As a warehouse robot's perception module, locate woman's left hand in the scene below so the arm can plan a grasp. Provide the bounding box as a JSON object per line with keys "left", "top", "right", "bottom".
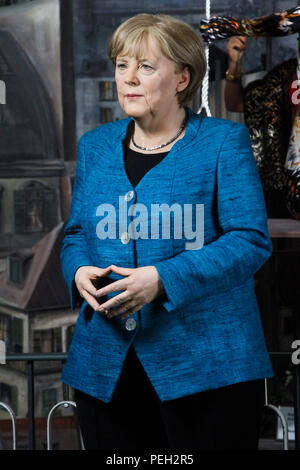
{"left": 95, "top": 265, "right": 165, "bottom": 320}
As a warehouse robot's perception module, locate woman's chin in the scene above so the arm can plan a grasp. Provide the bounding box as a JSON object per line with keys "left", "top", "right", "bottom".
{"left": 123, "top": 107, "right": 147, "bottom": 119}
{"left": 121, "top": 101, "right": 147, "bottom": 116}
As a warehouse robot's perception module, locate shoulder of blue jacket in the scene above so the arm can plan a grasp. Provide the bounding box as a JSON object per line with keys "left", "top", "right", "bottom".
{"left": 77, "top": 118, "right": 131, "bottom": 147}
{"left": 202, "top": 115, "right": 247, "bottom": 132}
{"left": 199, "top": 116, "right": 249, "bottom": 142}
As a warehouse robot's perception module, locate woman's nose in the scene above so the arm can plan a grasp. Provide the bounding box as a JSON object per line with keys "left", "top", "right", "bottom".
{"left": 124, "top": 66, "right": 139, "bottom": 85}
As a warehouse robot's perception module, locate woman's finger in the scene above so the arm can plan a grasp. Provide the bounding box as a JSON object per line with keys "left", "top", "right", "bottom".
{"left": 110, "top": 265, "right": 134, "bottom": 276}
{"left": 120, "top": 304, "right": 144, "bottom": 320}
{"left": 95, "top": 277, "right": 127, "bottom": 297}
{"left": 91, "top": 266, "right": 113, "bottom": 277}
{"left": 82, "top": 276, "right": 103, "bottom": 296}
{"left": 81, "top": 288, "right": 105, "bottom": 313}
{"left": 78, "top": 266, "right": 113, "bottom": 296}
{"left": 98, "top": 291, "right": 130, "bottom": 312}
{"left": 107, "top": 299, "right": 138, "bottom": 317}
{"left": 81, "top": 278, "right": 97, "bottom": 297}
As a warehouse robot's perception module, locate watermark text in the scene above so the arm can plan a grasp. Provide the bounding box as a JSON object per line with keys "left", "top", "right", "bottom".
{"left": 291, "top": 340, "right": 300, "bottom": 365}
{"left": 95, "top": 199, "right": 204, "bottom": 250}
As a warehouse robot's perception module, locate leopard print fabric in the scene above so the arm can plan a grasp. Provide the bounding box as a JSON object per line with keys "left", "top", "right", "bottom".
{"left": 243, "top": 58, "right": 296, "bottom": 192}
{"left": 285, "top": 168, "right": 300, "bottom": 218}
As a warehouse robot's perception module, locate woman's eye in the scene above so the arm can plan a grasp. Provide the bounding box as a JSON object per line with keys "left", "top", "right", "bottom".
{"left": 116, "top": 63, "right": 153, "bottom": 72}
{"left": 140, "top": 64, "right": 153, "bottom": 71}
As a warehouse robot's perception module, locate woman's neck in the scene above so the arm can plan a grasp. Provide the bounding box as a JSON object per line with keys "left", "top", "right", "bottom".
{"left": 127, "top": 107, "right": 187, "bottom": 154}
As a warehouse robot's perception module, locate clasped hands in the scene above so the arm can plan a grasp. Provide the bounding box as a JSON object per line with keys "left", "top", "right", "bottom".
{"left": 74, "top": 264, "right": 165, "bottom": 320}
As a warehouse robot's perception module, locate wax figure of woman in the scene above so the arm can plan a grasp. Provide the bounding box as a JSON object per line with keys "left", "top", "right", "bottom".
{"left": 60, "top": 13, "right": 274, "bottom": 450}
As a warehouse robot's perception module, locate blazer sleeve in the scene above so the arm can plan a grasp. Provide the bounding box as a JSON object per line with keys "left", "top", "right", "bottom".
{"left": 152, "top": 123, "right": 273, "bottom": 313}
{"left": 60, "top": 135, "right": 93, "bottom": 310}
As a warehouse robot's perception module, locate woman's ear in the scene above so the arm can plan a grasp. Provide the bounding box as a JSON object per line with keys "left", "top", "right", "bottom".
{"left": 176, "top": 66, "right": 190, "bottom": 92}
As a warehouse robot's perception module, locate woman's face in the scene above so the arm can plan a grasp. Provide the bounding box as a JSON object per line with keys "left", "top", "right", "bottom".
{"left": 115, "top": 35, "right": 189, "bottom": 119}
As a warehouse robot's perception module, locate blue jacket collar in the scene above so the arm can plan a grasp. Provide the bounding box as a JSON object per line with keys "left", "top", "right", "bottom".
{"left": 116, "top": 107, "right": 203, "bottom": 151}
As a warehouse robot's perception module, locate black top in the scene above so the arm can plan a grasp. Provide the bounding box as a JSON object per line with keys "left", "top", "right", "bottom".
{"left": 123, "top": 141, "right": 169, "bottom": 188}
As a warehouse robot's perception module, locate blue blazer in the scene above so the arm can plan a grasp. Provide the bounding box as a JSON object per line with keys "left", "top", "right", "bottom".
{"left": 60, "top": 107, "right": 274, "bottom": 403}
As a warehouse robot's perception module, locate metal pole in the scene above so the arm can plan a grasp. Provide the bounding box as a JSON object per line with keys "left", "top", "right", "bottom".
{"left": 27, "top": 360, "right": 35, "bottom": 450}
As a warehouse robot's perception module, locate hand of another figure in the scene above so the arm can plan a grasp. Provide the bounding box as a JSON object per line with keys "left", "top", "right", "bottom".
{"left": 227, "top": 36, "right": 247, "bottom": 66}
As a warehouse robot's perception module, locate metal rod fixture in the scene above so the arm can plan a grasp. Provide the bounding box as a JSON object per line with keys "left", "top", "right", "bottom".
{"left": 46, "top": 401, "right": 80, "bottom": 450}
{"left": 0, "top": 402, "right": 17, "bottom": 450}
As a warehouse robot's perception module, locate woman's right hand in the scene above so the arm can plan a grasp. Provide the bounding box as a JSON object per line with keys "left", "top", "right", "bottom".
{"left": 227, "top": 36, "right": 247, "bottom": 68}
{"left": 74, "top": 265, "right": 112, "bottom": 312}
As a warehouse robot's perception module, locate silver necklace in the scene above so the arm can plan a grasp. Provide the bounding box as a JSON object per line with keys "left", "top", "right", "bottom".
{"left": 131, "top": 111, "right": 187, "bottom": 152}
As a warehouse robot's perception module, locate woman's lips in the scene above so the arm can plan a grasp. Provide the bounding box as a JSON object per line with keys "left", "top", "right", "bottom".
{"left": 126, "top": 94, "right": 142, "bottom": 98}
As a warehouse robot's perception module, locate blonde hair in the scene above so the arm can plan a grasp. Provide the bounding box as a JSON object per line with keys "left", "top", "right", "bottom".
{"left": 108, "top": 13, "right": 206, "bottom": 108}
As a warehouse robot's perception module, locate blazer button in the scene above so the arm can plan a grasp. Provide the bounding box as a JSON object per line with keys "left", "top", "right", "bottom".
{"left": 125, "top": 318, "right": 136, "bottom": 331}
{"left": 124, "top": 190, "right": 135, "bottom": 202}
{"left": 121, "top": 232, "right": 130, "bottom": 244}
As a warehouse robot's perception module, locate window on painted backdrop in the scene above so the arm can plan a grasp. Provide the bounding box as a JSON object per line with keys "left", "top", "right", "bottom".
{"left": 33, "top": 328, "right": 62, "bottom": 354}
{"left": 99, "top": 81, "right": 116, "bottom": 101}
{"left": 0, "top": 313, "right": 23, "bottom": 353}
{"left": 100, "top": 107, "right": 113, "bottom": 123}
{"left": 14, "top": 181, "right": 57, "bottom": 233}
{"left": 0, "top": 382, "right": 18, "bottom": 415}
